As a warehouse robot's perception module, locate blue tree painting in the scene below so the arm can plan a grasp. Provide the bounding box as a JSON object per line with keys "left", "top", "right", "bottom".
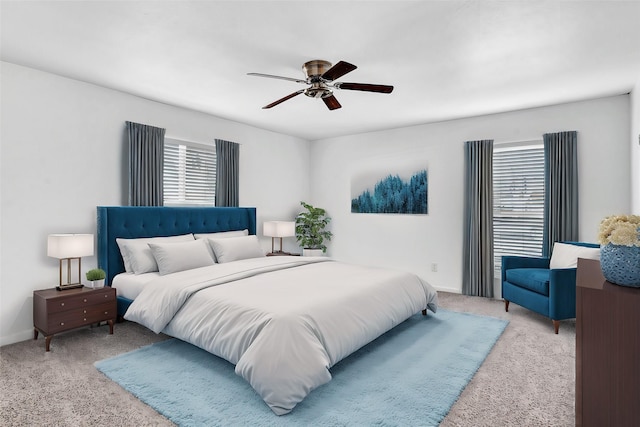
{"left": 351, "top": 169, "right": 428, "bottom": 214}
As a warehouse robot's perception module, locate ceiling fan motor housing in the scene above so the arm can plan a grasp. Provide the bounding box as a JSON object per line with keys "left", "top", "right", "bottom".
{"left": 302, "top": 60, "right": 332, "bottom": 79}
{"left": 303, "top": 61, "right": 334, "bottom": 98}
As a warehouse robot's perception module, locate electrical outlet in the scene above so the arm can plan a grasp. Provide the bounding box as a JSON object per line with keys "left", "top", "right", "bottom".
{"left": 431, "top": 263, "right": 438, "bottom": 272}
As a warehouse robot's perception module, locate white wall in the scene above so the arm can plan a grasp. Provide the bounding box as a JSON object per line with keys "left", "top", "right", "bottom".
{"left": 1, "top": 61, "right": 634, "bottom": 346}
{"left": 0, "top": 62, "right": 310, "bottom": 346}
{"left": 310, "top": 95, "right": 631, "bottom": 294}
{"left": 631, "top": 77, "right": 640, "bottom": 213}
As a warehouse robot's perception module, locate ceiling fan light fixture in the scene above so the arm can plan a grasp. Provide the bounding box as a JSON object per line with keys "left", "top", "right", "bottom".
{"left": 304, "top": 82, "right": 333, "bottom": 99}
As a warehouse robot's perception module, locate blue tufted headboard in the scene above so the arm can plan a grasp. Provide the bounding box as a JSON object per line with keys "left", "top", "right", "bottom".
{"left": 97, "top": 206, "right": 257, "bottom": 286}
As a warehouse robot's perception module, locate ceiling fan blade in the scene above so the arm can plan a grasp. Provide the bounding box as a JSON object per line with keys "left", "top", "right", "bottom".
{"left": 262, "top": 90, "right": 305, "bottom": 109}
{"left": 247, "top": 73, "right": 307, "bottom": 84}
{"left": 321, "top": 61, "right": 357, "bottom": 81}
{"left": 322, "top": 95, "right": 342, "bottom": 110}
{"left": 335, "top": 82, "right": 394, "bottom": 93}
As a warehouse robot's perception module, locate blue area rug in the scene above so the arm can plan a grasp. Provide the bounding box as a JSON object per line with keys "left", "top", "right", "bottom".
{"left": 95, "top": 309, "right": 507, "bottom": 426}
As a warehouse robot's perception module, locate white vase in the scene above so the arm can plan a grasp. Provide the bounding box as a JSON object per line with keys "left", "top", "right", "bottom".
{"left": 302, "top": 248, "right": 324, "bottom": 257}
{"left": 88, "top": 279, "right": 105, "bottom": 288}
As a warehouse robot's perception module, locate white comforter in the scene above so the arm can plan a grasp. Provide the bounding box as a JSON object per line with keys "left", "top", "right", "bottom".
{"left": 124, "top": 256, "right": 438, "bottom": 415}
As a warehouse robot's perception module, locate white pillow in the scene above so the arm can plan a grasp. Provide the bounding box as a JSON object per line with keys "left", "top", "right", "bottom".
{"left": 194, "top": 229, "right": 249, "bottom": 240}
{"left": 148, "top": 239, "right": 214, "bottom": 275}
{"left": 208, "top": 235, "right": 264, "bottom": 263}
{"left": 549, "top": 242, "right": 600, "bottom": 269}
{"left": 195, "top": 229, "right": 249, "bottom": 261}
{"left": 116, "top": 234, "right": 195, "bottom": 274}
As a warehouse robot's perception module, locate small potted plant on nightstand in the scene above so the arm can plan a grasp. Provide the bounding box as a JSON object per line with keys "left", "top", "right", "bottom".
{"left": 295, "top": 201, "right": 332, "bottom": 256}
{"left": 86, "top": 268, "right": 106, "bottom": 288}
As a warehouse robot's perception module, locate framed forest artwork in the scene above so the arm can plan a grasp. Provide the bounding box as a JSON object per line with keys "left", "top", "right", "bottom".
{"left": 351, "top": 161, "right": 428, "bottom": 214}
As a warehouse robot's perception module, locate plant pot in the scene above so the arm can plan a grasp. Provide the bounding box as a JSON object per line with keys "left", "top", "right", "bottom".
{"left": 600, "top": 244, "right": 640, "bottom": 287}
{"left": 88, "top": 279, "right": 105, "bottom": 288}
{"left": 302, "top": 248, "right": 324, "bottom": 257}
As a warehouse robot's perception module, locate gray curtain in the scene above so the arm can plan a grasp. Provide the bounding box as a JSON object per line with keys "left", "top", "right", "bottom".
{"left": 542, "top": 131, "right": 579, "bottom": 256}
{"left": 126, "top": 121, "right": 165, "bottom": 206}
{"left": 215, "top": 139, "right": 239, "bottom": 207}
{"left": 463, "top": 140, "right": 495, "bottom": 297}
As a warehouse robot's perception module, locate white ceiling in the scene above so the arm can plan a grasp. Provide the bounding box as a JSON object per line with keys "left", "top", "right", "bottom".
{"left": 2, "top": 1, "right": 640, "bottom": 140}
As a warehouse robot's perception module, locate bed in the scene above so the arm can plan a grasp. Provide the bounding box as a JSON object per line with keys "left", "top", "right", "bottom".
{"left": 97, "top": 206, "right": 438, "bottom": 415}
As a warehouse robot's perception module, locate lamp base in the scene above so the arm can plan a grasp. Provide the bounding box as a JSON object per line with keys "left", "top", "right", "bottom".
{"left": 266, "top": 251, "right": 300, "bottom": 257}
{"left": 56, "top": 283, "right": 84, "bottom": 291}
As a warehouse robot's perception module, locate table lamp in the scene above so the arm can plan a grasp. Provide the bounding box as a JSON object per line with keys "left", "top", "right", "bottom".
{"left": 263, "top": 221, "right": 295, "bottom": 254}
{"left": 47, "top": 234, "right": 94, "bottom": 290}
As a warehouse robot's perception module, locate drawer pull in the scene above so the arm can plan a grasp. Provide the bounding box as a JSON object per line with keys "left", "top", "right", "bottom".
{"left": 83, "top": 310, "right": 87, "bottom": 314}
{"left": 60, "top": 302, "right": 65, "bottom": 307}
{"left": 60, "top": 322, "right": 64, "bottom": 326}
{"left": 83, "top": 299, "right": 87, "bottom": 303}
{"left": 104, "top": 311, "right": 108, "bottom": 315}
{"left": 83, "top": 318, "right": 87, "bottom": 321}
{"left": 104, "top": 295, "right": 108, "bottom": 298}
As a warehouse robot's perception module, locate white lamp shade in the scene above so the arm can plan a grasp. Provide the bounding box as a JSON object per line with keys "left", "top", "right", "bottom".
{"left": 263, "top": 221, "right": 295, "bottom": 238}
{"left": 47, "top": 234, "right": 94, "bottom": 258}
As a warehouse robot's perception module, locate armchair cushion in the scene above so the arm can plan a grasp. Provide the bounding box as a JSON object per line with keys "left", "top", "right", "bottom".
{"left": 505, "top": 268, "right": 550, "bottom": 296}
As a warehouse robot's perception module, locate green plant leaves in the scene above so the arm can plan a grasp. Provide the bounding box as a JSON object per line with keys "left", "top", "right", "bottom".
{"left": 295, "top": 201, "right": 332, "bottom": 251}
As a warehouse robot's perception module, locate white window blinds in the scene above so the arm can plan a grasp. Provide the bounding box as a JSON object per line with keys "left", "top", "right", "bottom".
{"left": 493, "top": 142, "right": 545, "bottom": 272}
{"left": 163, "top": 138, "right": 216, "bottom": 206}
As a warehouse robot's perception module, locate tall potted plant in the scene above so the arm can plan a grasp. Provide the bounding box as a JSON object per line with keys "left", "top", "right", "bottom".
{"left": 295, "top": 201, "right": 332, "bottom": 256}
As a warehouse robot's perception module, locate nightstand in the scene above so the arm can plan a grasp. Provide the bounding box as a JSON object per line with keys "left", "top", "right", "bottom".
{"left": 33, "top": 286, "right": 116, "bottom": 351}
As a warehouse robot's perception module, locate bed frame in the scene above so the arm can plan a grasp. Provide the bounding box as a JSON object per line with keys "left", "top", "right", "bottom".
{"left": 96, "top": 206, "right": 257, "bottom": 316}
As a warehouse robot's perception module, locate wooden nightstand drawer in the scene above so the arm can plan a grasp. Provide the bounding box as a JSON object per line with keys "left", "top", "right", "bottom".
{"left": 47, "top": 302, "right": 116, "bottom": 334}
{"left": 45, "top": 288, "right": 115, "bottom": 314}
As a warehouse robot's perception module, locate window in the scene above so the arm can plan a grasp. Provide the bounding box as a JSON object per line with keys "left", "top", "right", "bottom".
{"left": 163, "top": 138, "right": 216, "bottom": 206}
{"left": 493, "top": 141, "right": 544, "bottom": 273}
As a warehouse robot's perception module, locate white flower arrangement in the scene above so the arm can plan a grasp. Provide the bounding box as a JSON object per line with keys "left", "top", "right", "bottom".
{"left": 598, "top": 214, "right": 640, "bottom": 247}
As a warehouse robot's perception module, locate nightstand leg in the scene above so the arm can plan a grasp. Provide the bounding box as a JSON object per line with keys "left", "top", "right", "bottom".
{"left": 107, "top": 319, "right": 114, "bottom": 335}
{"left": 34, "top": 328, "right": 39, "bottom": 340}
{"left": 45, "top": 336, "right": 52, "bottom": 352}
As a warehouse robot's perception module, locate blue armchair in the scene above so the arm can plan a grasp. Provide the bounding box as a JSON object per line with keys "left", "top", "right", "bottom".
{"left": 501, "top": 242, "right": 600, "bottom": 334}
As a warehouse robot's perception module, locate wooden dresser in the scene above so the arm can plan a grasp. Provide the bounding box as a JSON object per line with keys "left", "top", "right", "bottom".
{"left": 33, "top": 286, "right": 116, "bottom": 351}
{"left": 576, "top": 258, "right": 640, "bottom": 426}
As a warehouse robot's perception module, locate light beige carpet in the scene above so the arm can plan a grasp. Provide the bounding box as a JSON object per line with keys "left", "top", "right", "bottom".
{"left": 0, "top": 292, "right": 575, "bottom": 426}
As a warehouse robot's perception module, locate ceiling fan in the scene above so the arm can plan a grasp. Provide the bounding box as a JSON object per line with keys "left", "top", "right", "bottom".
{"left": 247, "top": 60, "right": 394, "bottom": 110}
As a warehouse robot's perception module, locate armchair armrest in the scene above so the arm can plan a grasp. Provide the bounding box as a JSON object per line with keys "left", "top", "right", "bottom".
{"left": 501, "top": 256, "right": 550, "bottom": 283}
{"left": 548, "top": 268, "right": 578, "bottom": 320}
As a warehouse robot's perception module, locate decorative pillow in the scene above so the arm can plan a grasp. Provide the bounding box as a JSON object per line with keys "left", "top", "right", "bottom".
{"left": 549, "top": 242, "right": 600, "bottom": 269}
{"left": 116, "top": 234, "right": 195, "bottom": 274}
{"left": 208, "top": 235, "right": 264, "bottom": 263}
{"left": 195, "top": 229, "right": 249, "bottom": 261}
{"left": 148, "top": 239, "right": 214, "bottom": 275}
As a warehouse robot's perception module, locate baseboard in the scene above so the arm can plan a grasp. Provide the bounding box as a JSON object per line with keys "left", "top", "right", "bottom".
{"left": 433, "top": 285, "right": 461, "bottom": 294}
{"left": 433, "top": 286, "right": 505, "bottom": 300}
{"left": 0, "top": 328, "right": 33, "bottom": 348}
